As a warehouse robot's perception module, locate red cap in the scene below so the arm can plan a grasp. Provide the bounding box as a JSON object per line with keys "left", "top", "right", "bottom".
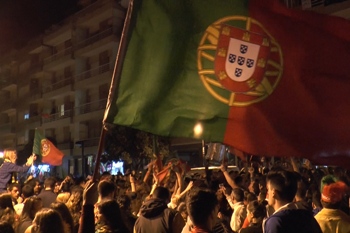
{"left": 321, "top": 181, "right": 347, "bottom": 204}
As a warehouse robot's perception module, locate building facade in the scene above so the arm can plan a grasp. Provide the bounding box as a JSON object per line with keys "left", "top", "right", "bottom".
{"left": 0, "top": 0, "right": 126, "bottom": 177}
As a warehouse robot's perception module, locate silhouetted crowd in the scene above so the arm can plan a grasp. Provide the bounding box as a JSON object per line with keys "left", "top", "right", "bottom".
{"left": 0, "top": 149, "right": 349, "bottom": 233}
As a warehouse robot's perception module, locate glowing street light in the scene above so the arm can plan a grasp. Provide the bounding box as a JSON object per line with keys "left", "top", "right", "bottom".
{"left": 193, "top": 123, "right": 203, "bottom": 138}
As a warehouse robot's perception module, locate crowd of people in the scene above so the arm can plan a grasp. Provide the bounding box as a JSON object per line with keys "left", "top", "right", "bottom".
{"left": 0, "top": 149, "right": 349, "bottom": 233}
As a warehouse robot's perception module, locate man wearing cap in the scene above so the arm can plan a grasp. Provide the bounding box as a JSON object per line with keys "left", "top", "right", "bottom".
{"left": 315, "top": 181, "right": 350, "bottom": 233}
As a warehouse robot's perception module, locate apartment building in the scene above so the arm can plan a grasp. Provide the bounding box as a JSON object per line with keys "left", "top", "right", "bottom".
{"left": 0, "top": 0, "right": 126, "bottom": 177}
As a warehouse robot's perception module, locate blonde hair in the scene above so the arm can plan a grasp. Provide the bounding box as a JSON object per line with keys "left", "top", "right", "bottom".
{"left": 56, "top": 192, "right": 71, "bottom": 203}
{"left": 3, "top": 150, "right": 16, "bottom": 162}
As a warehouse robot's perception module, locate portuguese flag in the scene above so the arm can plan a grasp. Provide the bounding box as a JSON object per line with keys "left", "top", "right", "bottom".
{"left": 104, "top": 0, "right": 350, "bottom": 167}
{"left": 33, "top": 129, "right": 64, "bottom": 166}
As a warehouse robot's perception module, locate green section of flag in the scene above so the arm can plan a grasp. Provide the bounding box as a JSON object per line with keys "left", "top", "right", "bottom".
{"left": 105, "top": 0, "right": 249, "bottom": 142}
{"left": 33, "top": 130, "right": 44, "bottom": 156}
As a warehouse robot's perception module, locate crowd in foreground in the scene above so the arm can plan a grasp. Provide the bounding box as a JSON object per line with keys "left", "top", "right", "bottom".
{"left": 0, "top": 149, "right": 349, "bottom": 233}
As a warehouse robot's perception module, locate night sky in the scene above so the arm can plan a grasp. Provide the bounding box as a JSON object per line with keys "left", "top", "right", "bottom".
{"left": 0, "top": 0, "right": 80, "bottom": 53}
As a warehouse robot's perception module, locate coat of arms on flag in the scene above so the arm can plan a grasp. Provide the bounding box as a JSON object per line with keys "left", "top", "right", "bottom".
{"left": 215, "top": 25, "right": 270, "bottom": 93}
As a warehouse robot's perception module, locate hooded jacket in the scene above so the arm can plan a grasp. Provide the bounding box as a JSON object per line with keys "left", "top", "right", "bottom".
{"left": 134, "top": 198, "right": 178, "bottom": 233}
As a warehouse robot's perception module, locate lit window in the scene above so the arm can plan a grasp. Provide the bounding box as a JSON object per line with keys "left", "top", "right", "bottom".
{"left": 60, "top": 104, "right": 65, "bottom": 116}
{"left": 24, "top": 113, "right": 29, "bottom": 119}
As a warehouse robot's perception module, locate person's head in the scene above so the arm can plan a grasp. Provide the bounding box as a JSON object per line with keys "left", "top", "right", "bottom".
{"left": 177, "top": 202, "right": 188, "bottom": 221}
{"left": 43, "top": 177, "right": 56, "bottom": 190}
{"left": 21, "top": 185, "right": 34, "bottom": 199}
{"left": 34, "top": 181, "right": 42, "bottom": 195}
{"left": 3, "top": 150, "right": 17, "bottom": 163}
{"left": 266, "top": 170, "right": 298, "bottom": 207}
{"left": 320, "top": 175, "right": 338, "bottom": 193}
{"left": 0, "top": 194, "right": 14, "bottom": 211}
{"left": 186, "top": 187, "right": 219, "bottom": 231}
{"left": 31, "top": 208, "right": 64, "bottom": 233}
{"left": 321, "top": 181, "right": 347, "bottom": 209}
{"left": 97, "top": 180, "right": 116, "bottom": 199}
{"left": 0, "top": 208, "right": 15, "bottom": 228}
{"left": 65, "top": 185, "right": 83, "bottom": 226}
{"left": 246, "top": 200, "right": 266, "bottom": 224}
{"left": 19, "top": 196, "right": 42, "bottom": 222}
{"left": 244, "top": 191, "right": 257, "bottom": 206}
{"left": 231, "top": 188, "right": 245, "bottom": 203}
{"left": 7, "top": 183, "right": 20, "bottom": 201}
{"left": 50, "top": 202, "right": 74, "bottom": 233}
{"left": 96, "top": 199, "right": 127, "bottom": 231}
{"left": 152, "top": 186, "right": 171, "bottom": 203}
{"left": 53, "top": 181, "right": 61, "bottom": 194}
{"left": 0, "top": 220, "right": 14, "bottom": 233}
{"left": 56, "top": 192, "right": 70, "bottom": 203}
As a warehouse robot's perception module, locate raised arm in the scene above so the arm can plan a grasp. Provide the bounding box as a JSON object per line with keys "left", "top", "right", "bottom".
{"left": 220, "top": 163, "right": 239, "bottom": 189}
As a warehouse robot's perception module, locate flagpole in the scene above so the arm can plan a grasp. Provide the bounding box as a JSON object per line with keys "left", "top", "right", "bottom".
{"left": 92, "top": 128, "right": 106, "bottom": 181}
{"left": 93, "top": 0, "right": 136, "bottom": 181}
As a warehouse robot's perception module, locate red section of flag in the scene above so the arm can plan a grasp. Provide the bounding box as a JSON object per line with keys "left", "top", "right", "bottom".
{"left": 224, "top": 0, "right": 350, "bottom": 167}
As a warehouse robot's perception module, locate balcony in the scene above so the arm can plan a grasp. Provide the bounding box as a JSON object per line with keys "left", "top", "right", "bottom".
{"left": 42, "top": 109, "right": 73, "bottom": 124}
{"left": 43, "top": 47, "right": 74, "bottom": 71}
{"left": 0, "top": 99, "right": 16, "bottom": 112}
{"left": 76, "top": 99, "right": 107, "bottom": 115}
{"left": 42, "top": 77, "right": 74, "bottom": 99}
{"left": 0, "top": 123, "right": 16, "bottom": 135}
{"left": 74, "top": 99, "right": 107, "bottom": 122}
{"left": 75, "top": 63, "right": 112, "bottom": 87}
{"left": 74, "top": 27, "right": 114, "bottom": 51}
{"left": 16, "top": 115, "right": 42, "bottom": 130}
{"left": 57, "top": 140, "right": 73, "bottom": 150}
{"left": 0, "top": 76, "right": 16, "bottom": 90}
{"left": 16, "top": 87, "right": 42, "bottom": 104}
{"left": 74, "top": 28, "right": 119, "bottom": 57}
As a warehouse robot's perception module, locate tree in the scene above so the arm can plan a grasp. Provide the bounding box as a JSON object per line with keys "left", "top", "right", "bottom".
{"left": 104, "top": 125, "right": 171, "bottom": 170}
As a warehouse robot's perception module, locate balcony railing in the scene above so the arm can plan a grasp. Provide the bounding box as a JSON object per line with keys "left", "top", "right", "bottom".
{"left": 75, "top": 63, "right": 111, "bottom": 82}
{"left": 75, "top": 99, "right": 107, "bottom": 115}
{"left": 74, "top": 27, "right": 113, "bottom": 51}
{"left": 0, "top": 76, "right": 16, "bottom": 89}
{"left": 42, "top": 76, "right": 73, "bottom": 94}
{"left": 57, "top": 140, "right": 73, "bottom": 150}
{"left": 43, "top": 46, "right": 73, "bottom": 65}
{"left": 42, "top": 109, "right": 73, "bottom": 124}
{"left": 16, "top": 87, "right": 42, "bottom": 103}
{"left": 0, "top": 123, "right": 15, "bottom": 134}
{"left": 0, "top": 100, "right": 16, "bottom": 112}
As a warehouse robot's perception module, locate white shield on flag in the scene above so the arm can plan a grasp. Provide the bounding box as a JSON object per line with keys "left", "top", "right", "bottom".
{"left": 225, "top": 38, "right": 260, "bottom": 82}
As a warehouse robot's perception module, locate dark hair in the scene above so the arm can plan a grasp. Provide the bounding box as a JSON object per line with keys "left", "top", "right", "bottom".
{"left": 0, "top": 194, "right": 14, "bottom": 211}
{"left": 97, "top": 200, "right": 128, "bottom": 232}
{"left": 19, "top": 196, "right": 42, "bottom": 222}
{"left": 231, "top": 188, "right": 244, "bottom": 202}
{"left": 153, "top": 186, "right": 170, "bottom": 201}
{"left": 44, "top": 177, "right": 57, "bottom": 189}
{"left": 50, "top": 202, "right": 74, "bottom": 233}
{"left": 0, "top": 221, "right": 14, "bottom": 233}
{"left": 33, "top": 208, "right": 64, "bottom": 233}
{"left": 98, "top": 180, "right": 116, "bottom": 198}
{"left": 266, "top": 170, "right": 298, "bottom": 202}
{"left": 186, "top": 187, "right": 218, "bottom": 228}
{"left": 247, "top": 200, "right": 266, "bottom": 223}
{"left": 8, "top": 183, "right": 20, "bottom": 192}
{"left": 21, "top": 185, "right": 34, "bottom": 198}
{"left": 245, "top": 192, "right": 257, "bottom": 203}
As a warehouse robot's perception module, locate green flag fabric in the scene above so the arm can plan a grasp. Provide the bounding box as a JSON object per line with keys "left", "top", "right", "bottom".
{"left": 33, "top": 130, "right": 64, "bottom": 166}
{"left": 104, "top": 0, "right": 350, "bottom": 167}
